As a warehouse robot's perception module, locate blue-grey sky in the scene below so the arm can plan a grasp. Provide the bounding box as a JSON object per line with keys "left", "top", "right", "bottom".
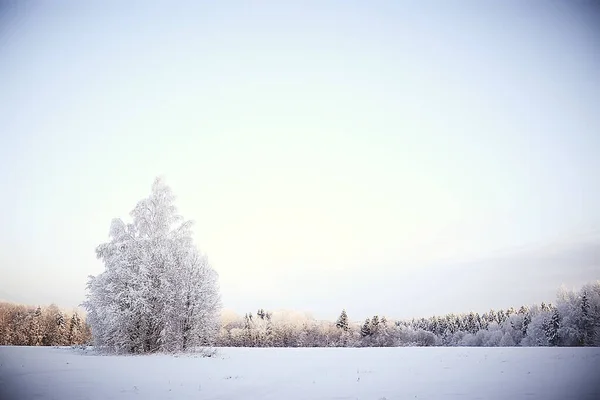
{"left": 1, "top": 1, "right": 599, "bottom": 320}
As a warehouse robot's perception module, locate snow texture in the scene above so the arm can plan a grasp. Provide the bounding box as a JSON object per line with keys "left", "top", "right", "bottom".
{"left": 1, "top": 346, "right": 599, "bottom": 399}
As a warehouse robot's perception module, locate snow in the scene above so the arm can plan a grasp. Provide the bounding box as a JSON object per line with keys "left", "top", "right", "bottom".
{"left": 1, "top": 346, "right": 599, "bottom": 399}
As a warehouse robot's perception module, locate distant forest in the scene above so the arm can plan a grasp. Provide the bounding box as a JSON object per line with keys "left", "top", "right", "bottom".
{"left": 215, "top": 281, "right": 600, "bottom": 348}
{"left": 1, "top": 280, "right": 598, "bottom": 348}
{"left": 0, "top": 303, "right": 91, "bottom": 346}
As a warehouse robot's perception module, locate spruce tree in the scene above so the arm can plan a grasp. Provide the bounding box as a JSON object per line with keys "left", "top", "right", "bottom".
{"left": 370, "top": 315, "right": 380, "bottom": 335}
{"left": 68, "top": 312, "right": 83, "bottom": 345}
{"left": 581, "top": 291, "right": 592, "bottom": 346}
{"left": 467, "top": 312, "right": 477, "bottom": 334}
{"left": 522, "top": 311, "right": 531, "bottom": 336}
{"left": 497, "top": 310, "right": 507, "bottom": 324}
{"left": 547, "top": 308, "right": 560, "bottom": 346}
{"left": 28, "top": 307, "right": 43, "bottom": 346}
{"left": 518, "top": 305, "right": 528, "bottom": 315}
{"left": 336, "top": 310, "right": 349, "bottom": 332}
{"left": 360, "top": 318, "right": 371, "bottom": 337}
{"left": 55, "top": 311, "right": 67, "bottom": 346}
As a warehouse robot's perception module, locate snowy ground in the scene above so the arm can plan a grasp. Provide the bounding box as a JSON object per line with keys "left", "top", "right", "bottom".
{"left": 1, "top": 346, "right": 599, "bottom": 400}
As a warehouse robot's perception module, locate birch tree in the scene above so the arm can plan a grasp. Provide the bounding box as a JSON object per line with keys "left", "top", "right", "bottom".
{"left": 83, "top": 177, "right": 221, "bottom": 354}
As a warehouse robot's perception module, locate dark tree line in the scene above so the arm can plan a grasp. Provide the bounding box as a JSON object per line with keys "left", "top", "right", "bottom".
{"left": 0, "top": 302, "right": 92, "bottom": 346}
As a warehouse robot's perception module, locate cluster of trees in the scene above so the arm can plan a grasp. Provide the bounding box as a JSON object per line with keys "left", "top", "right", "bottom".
{"left": 83, "top": 178, "right": 221, "bottom": 354}
{"left": 216, "top": 281, "right": 600, "bottom": 348}
{"left": 3, "top": 280, "right": 598, "bottom": 350}
{"left": 0, "top": 302, "right": 91, "bottom": 346}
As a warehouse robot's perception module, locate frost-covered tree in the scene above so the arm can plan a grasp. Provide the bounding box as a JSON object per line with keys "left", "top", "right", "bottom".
{"left": 83, "top": 177, "right": 221, "bottom": 354}
{"left": 499, "top": 331, "right": 516, "bottom": 347}
{"left": 503, "top": 313, "right": 525, "bottom": 345}
{"left": 360, "top": 318, "right": 371, "bottom": 337}
{"left": 245, "top": 309, "right": 274, "bottom": 346}
{"left": 374, "top": 316, "right": 394, "bottom": 347}
{"left": 521, "top": 310, "right": 531, "bottom": 337}
{"left": 555, "top": 286, "right": 584, "bottom": 346}
{"left": 466, "top": 312, "right": 479, "bottom": 334}
{"left": 522, "top": 308, "right": 551, "bottom": 347}
{"left": 256, "top": 309, "right": 267, "bottom": 320}
{"left": 546, "top": 308, "right": 560, "bottom": 346}
{"left": 335, "top": 310, "right": 349, "bottom": 332}
{"left": 414, "top": 328, "right": 438, "bottom": 346}
{"left": 27, "top": 307, "right": 43, "bottom": 346}
{"left": 42, "top": 305, "right": 67, "bottom": 346}
{"left": 481, "top": 323, "right": 503, "bottom": 346}
{"left": 580, "top": 290, "right": 593, "bottom": 346}
{"left": 68, "top": 312, "right": 84, "bottom": 345}
{"left": 370, "top": 315, "right": 380, "bottom": 335}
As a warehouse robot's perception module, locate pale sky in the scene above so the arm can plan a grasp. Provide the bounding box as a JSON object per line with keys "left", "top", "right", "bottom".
{"left": 1, "top": 1, "right": 599, "bottom": 321}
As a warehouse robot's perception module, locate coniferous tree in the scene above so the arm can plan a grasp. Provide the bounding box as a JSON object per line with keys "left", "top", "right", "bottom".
{"left": 360, "top": 318, "right": 371, "bottom": 337}
{"left": 547, "top": 308, "right": 560, "bottom": 346}
{"left": 27, "top": 307, "right": 43, "bottom": 346}
{"left": 265, "top": 312, "right": 274, "bottom": 345}
{"left": 257, "top": 309, "right": 266, "bottom": 320}
{"left": 335, "top": 310, "right": 349, "bottom": 332}
{"left": 580, "top": 291, "right": 593, "bottom": 346}
{"left": 56, "top": 310, "right": 68, "bottom": 345}
{"left": 370, "top": 315, "right": 380, "bottom": 335}
{"left": 243, "top": 313, "right": 253, "bottom": 346}
{"left": 522, "top": 311, "right": 531, "bottom": 337}
{"left": 68, "top": 312, "right": 82, "bottom": 344}
{"left": 466, "top": 312, "right": 477, "bottom": 334}
{"left": 42, "top": 305, "right": 66, "bottom": 346}
{"left": 497, "top": 310, "right": 507, "bottom": 324}
{"left": 518, "top": 306, "right": 528, "bottom": 315}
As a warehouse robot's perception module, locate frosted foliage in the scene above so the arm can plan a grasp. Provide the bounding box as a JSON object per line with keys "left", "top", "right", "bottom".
{"left": 522, "top": 311, "right": 551, "bottom": 346}
{"left": 502, "top": 314, "right": 525, "bottom": 344}
{"left": 556, "top": 288, "right": 585, "bottom": 346}
{"left": 83, "top": 178, "right": 221, "bottom": 354}
{"left": 499, "top": 331, "right": 516, "bottom": 347}
{"left": 555, "top": 282, "right": 600, "bottom": 347}
{"left": 483, "top": 329, "right": 503, "bottom": 347}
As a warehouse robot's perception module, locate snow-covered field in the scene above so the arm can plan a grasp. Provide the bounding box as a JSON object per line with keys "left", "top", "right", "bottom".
{"left": 1, "top": 346, "right": 599, "bottom": 400}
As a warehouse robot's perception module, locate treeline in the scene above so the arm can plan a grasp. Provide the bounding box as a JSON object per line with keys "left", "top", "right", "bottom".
{"left": 2, "top": 281, "right": 598, "bottom": 349}
{"left": 216, "top": 280, "right": 600, "bottom": 348}
{"left": 0, "top": 302, "right": 92, "bottom": 346}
